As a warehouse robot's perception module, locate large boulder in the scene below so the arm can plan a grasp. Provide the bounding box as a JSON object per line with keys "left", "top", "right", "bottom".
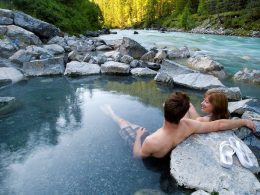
{"left": 0, "top": 67, "right": 23, "bottom": 84}
{"left": 228, "top": 99, "right": 260, "bottom": 115}
{"left": 0, "top": 38, "right": 18, "bottom": 58}
{"left": 233, "top": 68, "right": 260, "bottom": 84}
{"left": 101, "top": 61, "right": 130, "bottom": 75}
{"left": 131, "top": 68, "right": 157, "bottom": 77}
{"left": 64, "top": 61, "right": 100, "bottom": 76}
{"left": 206, "top": 87, "right": 242, "bottom": 101}
{"left": 6, "top": 25, "right": 42, "bottom": 47}
{"left": 170, "top": 132, "right": 260, "bottom": 194}
{"left": 167, "top": 46, "right": 190, "bottom": 59}
{"left": 0, "top": 9, "right": 13, "bottom": 25}
{"left": 159, "top": 60, "right": 224, "bottom": 90}
{"left": 14, "top": 11, "right": 60, "bottom": 39}
{"left": 23, "top": 57, "right": 64, "bottom": 76}
{"left": 118, "top": 37, "right": 148, "bottom": 59}
{"left": 188, "top": 54, "right": 226, "bottom": 79}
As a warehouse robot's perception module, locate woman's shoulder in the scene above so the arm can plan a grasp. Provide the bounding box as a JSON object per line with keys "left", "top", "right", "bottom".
{"left": 196, "top": 116, "right": 210, "bottom": 122}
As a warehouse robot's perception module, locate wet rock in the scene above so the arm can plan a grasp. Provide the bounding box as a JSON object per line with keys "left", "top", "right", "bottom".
{"left": 131, "top": 68, "right": 157, "bottom": 77}
{"left": 133, "top": 31, "right": 138, "bottom": 34}
{"left": 167, "top": 46, "right": 190, "bottom": 59}
{"left": 228, "top": 99, "right": 260, "bottom": 115}
{"left": 130, "top": 60, "right": 140, "bottom": 68}
{"left": 154, "top": 50, "right": 167, "bottom": 63}
{"left": 154, "top": 72, "right": 174, "bottom": 85}
{"left": 43, "top": 44, "right": 65, "bottom": 55}
{"left": 64, "top": 61, "right": 100, "bottom": 76}
{"left": 23, "top": 57, "right": 64, "bottom": 76}
{"left": 6, "top": 25, "right": 42, "bottom": 47}
{"left": 170, "top": 132, "right": 260, "bottom": 194}
{"left": 118, "top": 37, "right": 148, "bottom": 59}
{"left": 206, "top": 87, "right": 242, "bottom": 101}
{"left": 0, "top": 67, "right": 23, "bottom": 83}
{"left": 101, "top": 61, "right": 130, "bottom": 75}
{"left": 188, "top": 54, "right": 226, "bottom": 79}
{"left": 0, "top": 97, "right": 15, "bottom": 108}
{"left": 140, "top": 51, "right": 156, "bottom": 62}
{"left": 14, "top": 11, "right": 61, "bottom": 39}
{"left": 120, "top": 55, "right": 134, "bottom": 64}
{"left": 233, "top": 68, "right": 260, "bottom": 84}
{"left": 0, "top": 38, "right": 18, "bottom": 58}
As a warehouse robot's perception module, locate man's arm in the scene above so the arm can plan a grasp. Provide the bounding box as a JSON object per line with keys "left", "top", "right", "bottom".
{"left": 133, "top": 128, "right": 152, "bottom": 158}
{"left": 189, "top": 118, "right": 256, "bottom": 134}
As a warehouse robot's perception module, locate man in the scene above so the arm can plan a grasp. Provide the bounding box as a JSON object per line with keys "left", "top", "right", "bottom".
{"left": 133, "top": 92, "right": 256, "bottom": 158}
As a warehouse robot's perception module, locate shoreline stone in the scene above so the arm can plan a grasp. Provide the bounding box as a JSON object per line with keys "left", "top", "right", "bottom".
{"left": 101, "top": 61, "right": 130, "bottom": 75}
{"left": 64, "top": 61, "right": 100, "bottom": 76}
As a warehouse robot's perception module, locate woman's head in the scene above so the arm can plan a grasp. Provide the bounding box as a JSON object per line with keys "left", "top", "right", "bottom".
{"left": 201, "top": 91, "right": 230, "bottom": 121}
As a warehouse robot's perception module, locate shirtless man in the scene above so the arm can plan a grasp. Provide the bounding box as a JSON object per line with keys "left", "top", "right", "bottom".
{"left": 133, "top": 92, "right": 256, "bottom": 158}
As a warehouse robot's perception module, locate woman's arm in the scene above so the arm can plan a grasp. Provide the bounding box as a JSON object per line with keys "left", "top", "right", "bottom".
{"left": 184, "top": 103, "right": 200, "bottom": 119}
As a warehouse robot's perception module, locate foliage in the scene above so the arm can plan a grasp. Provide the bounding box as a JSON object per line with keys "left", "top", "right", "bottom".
{"left": 0, "top": 0, "right": 102, "bottom": 35}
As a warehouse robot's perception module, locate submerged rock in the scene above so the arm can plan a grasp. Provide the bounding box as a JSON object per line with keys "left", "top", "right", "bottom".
{"left": 131, "top": 67, "right": 157, "bottom": 77}
{"left": 170, "top": 132, "right": 260, "bottom": 194}
{"left": 101, "top": 61, "right": 130, "bottom": 75}
{"left": 23, "top": 57, "right": 64, "bottom": 76}
{"left": 233, "top": 68, "right": 260, "bottom": 84}
{"left": 64, "top": 61, "right": 100, "bottom": 76}
{"left": 0, "top": 97, "right": 15, "bottom": 107}
{"left": 118, "top": 37, "right": 148, "bottom": 59}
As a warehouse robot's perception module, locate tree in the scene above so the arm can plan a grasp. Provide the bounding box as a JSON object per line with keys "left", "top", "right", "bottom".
{"left": 197, "top": 0, "right": 208, "bottom": 15}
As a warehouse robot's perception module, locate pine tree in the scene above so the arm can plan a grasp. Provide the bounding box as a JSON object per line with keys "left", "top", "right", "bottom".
{"left": 197, "top": 0, "right": 207, "bottom": 15}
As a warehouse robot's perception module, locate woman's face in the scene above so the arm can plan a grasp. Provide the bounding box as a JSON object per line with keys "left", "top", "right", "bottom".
{"left": 201, "top": 96, "right": 214, "bottom": 113}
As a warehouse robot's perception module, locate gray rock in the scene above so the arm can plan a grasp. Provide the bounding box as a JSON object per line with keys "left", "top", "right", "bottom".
{"left": 154, "top": 50, "right": 167, "bottom": 63}
{"left": 68, "top": 50, "right": 78, "bottom": 61}
{"left": 228, "top": 99, "right": 260, "bottom": 115}
{"left": 146, "top": 62, "right": 160, "bottom": 71}
{"left": 167, "top": 46, "right": 190, "bottom": 59}
{"left": 6, "top": 25, "right": 42, "bottom": 47}
{"left": 130, "top": 60, "right": 140, "bottom": 68}
{"left": 43, "top": 44, "right": 64, "bottom": 55}
{"left": 120, "top": 55, "right": 134, "bottom": 64}
{"left": 0, "top": 38, "right": 17, "bottom": 58}
{"left": 96, "top": 45, "right": 112, "bottom": 51}
{"left": 188, "top": 54, "right": 226, "bottom": 79}
{"left": 154, "top": 72, "right": 174, "bottom": 85}
{"left": 64, "top": 61, "right": 100, "bottom": 76}
{"left": 101, "top": 61, "right": 130, "bottom": 75}
{"left": 14, "top": 11, "right": 60, "bottom": 39}
{"left": 118, "top": 37, "right": 148, "bottom": 59}
{"left": 23, "top": 57, "right": 64, "bottom": 76}
{"left": 140, "top": 51, "right": 156, "bottom": 62}
{"left": 96, "top": 54, "right": 107, "bottom": 65}
{"left": 0, "top": 67, "right": 23, "bottom": 83}
{"left": 0, "top": 25, "right": 8, "bottom": 35}
{"left": 131, "top": 68, "right": 157, "bottom": 77}
{"left": 235, "top": 111, "right": 260, "bottom": 144}
{"left": 159, "top": 60, "right": 224, "bottom": 90}
{"left": 0, "top": 17, "right": 13, "bottom": 25}
{"left": 0, "top": 9, "right": 14, "bottom": 18}
{"left": 82, "top": 53, "right": 91, "bottom": 62}
{"left": 206, "top": 87, "right": 242, "bottom": 101}
{"left": 111, "top": 51, "right": 122, "bottom": 62}
{"left": 9, "top": 49, "right": 33, "bottom": 65}
{"left": 191, "top": 190, "right": 210, "bottom": 195}
{"left": 47, "top": 36, "right": 68, "bottom": 48}
{"left": 170, "top": 132, "right": 260, "bottom": 194}
{"left": 233, "top": 68, "right": 260, "bottom": 84}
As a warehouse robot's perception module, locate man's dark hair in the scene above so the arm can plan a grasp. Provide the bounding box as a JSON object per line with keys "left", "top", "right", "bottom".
{"left": 164, "top": 92, "right": 190, "bottom": 124}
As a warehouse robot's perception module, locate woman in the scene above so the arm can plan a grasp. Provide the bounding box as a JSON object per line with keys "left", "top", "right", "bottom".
{"left": 186, "top": 91, "right": 230, "bottom": 122}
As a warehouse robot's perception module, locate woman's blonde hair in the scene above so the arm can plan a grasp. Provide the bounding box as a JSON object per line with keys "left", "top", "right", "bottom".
{"left": 204, "top": 91, "right": 230, "bottom": 121}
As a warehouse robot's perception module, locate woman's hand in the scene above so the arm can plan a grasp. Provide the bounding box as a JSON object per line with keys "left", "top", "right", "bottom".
{"left": 136, "top": 127, "right": 146, "bottom": 138}
{"left": 244, "top": 119, "right": 256, "bottom": 132}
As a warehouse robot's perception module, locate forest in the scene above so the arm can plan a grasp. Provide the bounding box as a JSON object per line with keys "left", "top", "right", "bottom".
{"left": 0, "top": 0, "right": 259, "bottom": 35}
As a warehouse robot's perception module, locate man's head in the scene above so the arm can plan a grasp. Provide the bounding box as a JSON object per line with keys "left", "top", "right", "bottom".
{"left": 164, "top": 92, "right": 190, "bottom": 124}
